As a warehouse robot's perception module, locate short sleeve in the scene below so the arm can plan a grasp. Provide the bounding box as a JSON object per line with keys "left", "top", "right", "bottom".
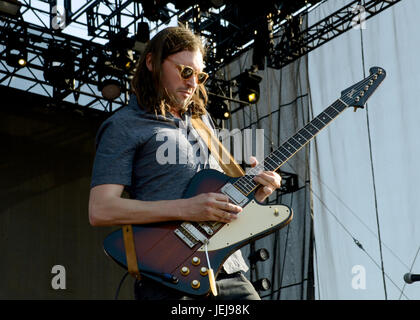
{"left": 90, "top": 118, "right": 137, "bottom": 188}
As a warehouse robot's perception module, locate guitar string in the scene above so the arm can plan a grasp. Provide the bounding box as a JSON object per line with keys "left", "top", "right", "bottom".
{"left": 268, "top": 129, "right": 410, "bottom": 299}
{"left": 244, "top": 120, "right": 411, "bottom": 300}
{"left": 232, "top": 72, "right": 378, "bottom": 195}
{"left": 233, "top": 72, "right": 410, "bottom": 299}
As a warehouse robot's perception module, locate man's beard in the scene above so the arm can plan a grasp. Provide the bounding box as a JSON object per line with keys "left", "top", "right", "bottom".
{"left": 167, "top": 91, "right": 193, "bottom": 114}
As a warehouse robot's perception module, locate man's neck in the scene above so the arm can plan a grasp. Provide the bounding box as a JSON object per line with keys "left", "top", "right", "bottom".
{"left": 168, "top": 106, "right": 183, "bottom": 119}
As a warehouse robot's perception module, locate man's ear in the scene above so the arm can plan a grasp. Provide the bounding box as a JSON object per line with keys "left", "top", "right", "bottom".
{"left": 146, "top": 53, "right": 153, "bottom": 72}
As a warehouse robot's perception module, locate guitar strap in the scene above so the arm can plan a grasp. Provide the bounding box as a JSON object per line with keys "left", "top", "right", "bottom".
{"left": 190, "top": 117, "right": 245, "bottom": 178}
{"left": 122, "top": 224, "right": 141, "bottom": 279}
{"left": 122, "top": 117, "right": 244, "bottom": 281}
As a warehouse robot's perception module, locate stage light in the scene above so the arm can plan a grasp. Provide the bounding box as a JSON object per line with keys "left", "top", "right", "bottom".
{"left": 98, "top": 78, "right": 122, "bottom": 100}
{"left": 43, "top": 44, "right": 75, "bottom": 90}
{"left": 141, "top": 0, "right": 170, "bottom": 22}
{"left": 248, "top": 248, "right": 269, "bottom": 264}
{"left": 252, "top": 278, "right": 271, "bottom": 291}
{"left": 133, "top": 22, "right": 150, "bottom": 55}
{"left": 0, "top": 0, "right": 21, "bottom": 16}
{"left": 238, "top": 70, "right": 262, "bottom": 104}
{"left": 5, "top": 29, "right": 27, "bottom": 68}
{"left": 207, "top": 97, "right": 231, "bottom": 120}
{"left": 97, "top": 54, "right": 123, "bottom": 100}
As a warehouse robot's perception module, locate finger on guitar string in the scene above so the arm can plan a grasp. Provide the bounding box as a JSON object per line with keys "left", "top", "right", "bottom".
{"left": 253, "top": 171, "right": 282, "bottom": 189}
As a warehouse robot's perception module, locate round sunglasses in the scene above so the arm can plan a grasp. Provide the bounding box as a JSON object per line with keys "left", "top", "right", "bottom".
{"left": 167, "top": 59, "right": 209, "bottom": 84}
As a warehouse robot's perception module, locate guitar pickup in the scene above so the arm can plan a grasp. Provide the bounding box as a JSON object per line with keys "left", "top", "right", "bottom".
{"left": 174, "top": 222, "right": 209, "bottom": 248}
{"left": 221, "top": 183, "right": 250, "bottom": 207}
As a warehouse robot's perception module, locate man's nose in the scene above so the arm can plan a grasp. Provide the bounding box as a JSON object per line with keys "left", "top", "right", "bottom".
{"left": 185, "top": 74, "right": 198, "bottom": 88}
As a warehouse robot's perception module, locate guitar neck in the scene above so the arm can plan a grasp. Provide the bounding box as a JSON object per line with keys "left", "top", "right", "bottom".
{"left": 233, "top": 98, "right": 349, "bottom": 195}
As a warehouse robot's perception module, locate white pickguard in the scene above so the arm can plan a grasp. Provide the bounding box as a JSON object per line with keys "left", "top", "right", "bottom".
{"left": 197, "top": 200, "right": 293, "bottom": 252}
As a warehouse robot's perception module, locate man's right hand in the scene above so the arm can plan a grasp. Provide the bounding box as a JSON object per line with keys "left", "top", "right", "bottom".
{"left": 178, "top": 192, "right": 242, "bottom": 223}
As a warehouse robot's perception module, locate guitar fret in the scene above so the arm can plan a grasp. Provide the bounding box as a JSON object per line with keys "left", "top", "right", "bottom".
{"left": 295, "top": 132, "right": 306, "bottom": 145}
{"left": 265, "top": 158, "right": 277, "bottom": 171}
{"left": 325, "top": 106, "right": 340, "bottom": 118}
{"left": 271, "top": 152, "right": 281, "bottom": 162}
{"left": 305, "top": 123, "right": 318, "bottom": 135}
{"left": 319, "top": 112, "right": 332, "bottom": 122}
{"left": 311, "top": 118, "right": 325, "bottom": 130}
{"left": 289, "top": 136, "right": 303, "bottom": 150}
{"left": 237, "top": 178, "right": 253, "bottom": 193}
{"left": 298, "top": 128, "right": 313, "bottom": 140}
{"left": 279, "top": 146, "right": 292, "bottom": 158}
{"left": 283, "top": 141, "right": 297, "bottom": 154}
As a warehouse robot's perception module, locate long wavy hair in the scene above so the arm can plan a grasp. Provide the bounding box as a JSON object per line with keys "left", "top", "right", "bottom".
{"left": 131, "top": 26, "right": 208, "bottom": 118}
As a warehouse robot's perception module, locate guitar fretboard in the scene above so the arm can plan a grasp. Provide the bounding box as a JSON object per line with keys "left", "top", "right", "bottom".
{"left": 233, "top": 98, "right": 349, "bottom": 195}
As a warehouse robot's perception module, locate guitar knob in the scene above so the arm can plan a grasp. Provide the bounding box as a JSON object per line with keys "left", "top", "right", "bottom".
{"left": 369, "top": 80, "right": 374, "bottom": 85}
{"left": 181, "top": 266, "right": 190, "bottom": 276}
{"left": 192, "top": 257, "right": 201, "bottom": 266}
{"left": 191, "top": 280, "right": 200, "bottom": 289}
{"left": 364, "top": 85, "right": 369, "bottom": 91}
{"left": 374, "top": 74, "right": 378, "bottom": 80}
{"left": 200, "top": 267, "right": 208, "bottom": 276}
{"left": 360, "top": 91, "right": 365, "bottom": 97}
{"left": 355, "top": 97, "right": 360, "bottom": 102}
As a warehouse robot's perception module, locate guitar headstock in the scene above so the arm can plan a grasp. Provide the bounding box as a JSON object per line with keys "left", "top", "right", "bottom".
{"left": 340, "top": 67, "right": 386, "bottom": 109}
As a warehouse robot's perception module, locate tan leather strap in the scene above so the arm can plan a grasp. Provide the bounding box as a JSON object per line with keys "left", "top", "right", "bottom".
{"left": 190, "top": 118, "right": 245, "bottom": 178}
{"left": 122, "top": 224, "right": 141, "bottom": 279}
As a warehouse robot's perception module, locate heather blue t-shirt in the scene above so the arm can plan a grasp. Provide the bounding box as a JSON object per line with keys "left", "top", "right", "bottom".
{"left": 90, "top": 94, "right": 218, "bottom": 200}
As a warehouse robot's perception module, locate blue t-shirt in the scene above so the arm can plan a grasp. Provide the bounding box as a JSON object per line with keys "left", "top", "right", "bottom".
{"left": 91, "top": 94, "right": 218, "bottom": 200}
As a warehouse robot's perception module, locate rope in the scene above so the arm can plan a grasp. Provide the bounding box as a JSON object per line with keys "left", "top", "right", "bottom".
{"left": 359, "top": 0, "right": 388, "bottom": 299}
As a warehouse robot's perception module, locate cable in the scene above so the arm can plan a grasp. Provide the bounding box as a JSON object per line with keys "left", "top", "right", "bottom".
{"left": 359, "top": 0, "right": 388, "bottom": 300}
{"left": 114, "top": 271, "right": 129, "bottom": 300}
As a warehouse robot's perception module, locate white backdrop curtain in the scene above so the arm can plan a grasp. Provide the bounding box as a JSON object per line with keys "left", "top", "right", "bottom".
{"left": 308, "top": 0, "right": 420, "bottom": 299}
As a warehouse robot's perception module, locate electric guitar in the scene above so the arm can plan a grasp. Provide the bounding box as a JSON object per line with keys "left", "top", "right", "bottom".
{"left": 103, "top": 66, "right": 386, "bottom": 296}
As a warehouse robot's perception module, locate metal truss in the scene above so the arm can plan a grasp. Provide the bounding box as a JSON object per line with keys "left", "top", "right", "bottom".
{"left": 268, "top": 0, "right": 402, "bottom": 69}
{"left": 0, "top": 14, "right": 130, "bottom": 111}
{"left": 0, "top": 0, "right": 402, "bottom": 113}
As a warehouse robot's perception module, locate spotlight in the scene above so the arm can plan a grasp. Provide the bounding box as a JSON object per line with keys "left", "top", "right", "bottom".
{"left": 0, "top": 0, "right": 21, "bottom": 16}
{"left": 133, "top": 22, "right": 150, "bottom": 55}
{"left": 248, "top": 248, "right": 269, "bottom": 264}
{"left": 105, "top": 30, "right": 135, "bottom": 72}
{"left": 252, "top": 278, "right": 271, "bottom": 291}
{"left": 207, "top": 97, "right": 231, "bottom": 120}
{"left": 115, "top": 50, "right": 134, "bottom": 72}
{"left": 238, "top": 70, "right": 262, "bottom": 104}
{"left": 141, "top": 0, "right": 170, "bottom": 22}
{"left": 97, "top": 54, "right": 123, "bottom": 100}
{"left": 98, "top": 79, "right": 122, "bottom": 100}
{"left": 43, "top": 44, "right": 75, "bottom": 90}
{"left": 5, "top": 31, "right": 27, "bottom": 68}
